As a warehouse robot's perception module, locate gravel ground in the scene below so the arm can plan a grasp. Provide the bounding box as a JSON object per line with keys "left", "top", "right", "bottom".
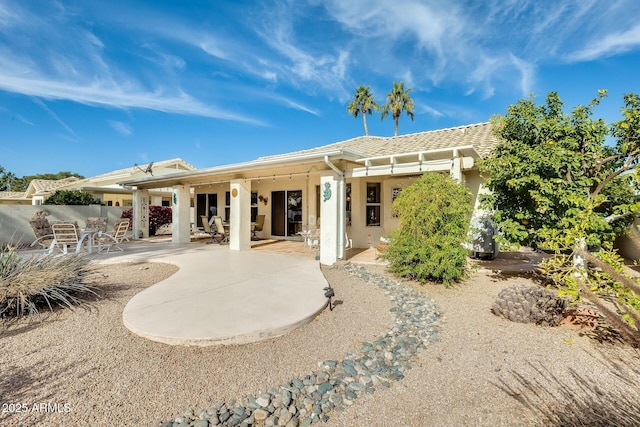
{"left": 1, "top": 259, "right": 639, "bottom": 427}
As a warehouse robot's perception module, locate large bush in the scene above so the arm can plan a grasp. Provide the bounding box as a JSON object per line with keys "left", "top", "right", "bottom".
{"left": 383, "top": 173, "right": 472, "bottom": 285}
{"left": 121, "top": 205, "right": 172, "bottom": 236}
{"left": 45, "top": 190, "right": 103, "bottom": 205}
{"left": 0, "top": 247, "right": 95, "bottom": 317}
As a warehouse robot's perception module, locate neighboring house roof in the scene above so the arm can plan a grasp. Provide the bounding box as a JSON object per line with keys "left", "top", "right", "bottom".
{"left": 0, "top": 191, "right": 28, "bottom": 200}
{"left": 84, "top": 158, "right": 195, "bottom": 182}
{"left": 62, "top": 158, "right": 196, "bottom": 194}
{"left": 25, "top": 177, "right": 82, "bottom": 197}
{"left": 258, "top": 122, "right": 498, "bottom": 162}
{"left": 0, "top": 158, "right": 196, "bottom": 203}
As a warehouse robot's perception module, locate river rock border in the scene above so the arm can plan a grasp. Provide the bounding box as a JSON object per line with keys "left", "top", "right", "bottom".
{"left": 162, "top": 263, "right": 442, "bottom": 427}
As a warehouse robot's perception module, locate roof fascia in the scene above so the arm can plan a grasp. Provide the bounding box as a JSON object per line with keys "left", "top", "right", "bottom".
{"left": 120, "top": 149, "right": 363, "bottom": 188}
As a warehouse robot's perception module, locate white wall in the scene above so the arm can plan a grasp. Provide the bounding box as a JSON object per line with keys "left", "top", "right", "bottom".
{"left": 0, "top": 205, "right": 127, "bottom": 245}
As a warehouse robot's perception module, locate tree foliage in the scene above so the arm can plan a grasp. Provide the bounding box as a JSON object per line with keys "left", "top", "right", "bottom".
{"left": 381, "top": 81, "right": 415, "bottom": 136}
{"left": 383, "top": 173, "right": 473, "bottom": 285}
{"left": 0, "top": 167, "right": 84, "bottom": 192}
{"left": 0, "top": 165, "right": 16, "bottom": 191}
{"left": 347, "top": 85, "right": 379, "bottom": 136}
{"left": 44, "top": 190, "right": 103, "bottom": 205}
{"left": 481, "top": 91, "right": 640, "bottom": 251}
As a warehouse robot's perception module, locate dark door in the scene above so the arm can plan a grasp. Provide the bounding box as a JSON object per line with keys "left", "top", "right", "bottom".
{"left": 196, "top": 194, "right": 207, "bottom": 227}
{"left": 271, "top": 191, "right": 286, "bottom": 236}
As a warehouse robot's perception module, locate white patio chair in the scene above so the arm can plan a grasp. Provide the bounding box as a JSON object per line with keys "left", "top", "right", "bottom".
{"left": 94, "top": 219, "right": 130, "bottom": 253}
{"left": 48, "top": 222, "right": 82, "bottom": 254}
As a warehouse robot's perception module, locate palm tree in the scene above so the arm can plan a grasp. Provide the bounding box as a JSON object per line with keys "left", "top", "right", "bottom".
{"left": 381, "top": 81, "right": 415, "bottom": 136}
{"left": 347, "top": 85, "right": 379, "bottom": 136}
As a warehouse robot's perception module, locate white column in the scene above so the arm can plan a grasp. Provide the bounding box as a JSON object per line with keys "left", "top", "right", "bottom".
{"left": 172, "top": 185, "right": 191, "bottom": 243}
{"left": 133, "top": 189, "right": 150, "bottom": 239}
{"left": 230, "top": 179, "right": 251, "bottom": 251}
{"left": 319, "top": 173, "right": 340, "bottom": 265}
{"left": 450, "top": 149, "right": 462, "bottom": 183}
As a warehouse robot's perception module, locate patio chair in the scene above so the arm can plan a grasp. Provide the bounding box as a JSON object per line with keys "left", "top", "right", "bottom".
{"left": 94, "top": 219, "right": 130, "bottom": 253}
{"left": 306, "top": 227, "right": 320, "bottom": 249}
{"left": 29, "top": 217, "right": 54, "bottom": 249}
{"left": 48, "top": 222, "right": 82, "bottom": 254}
{"left": 213, "top": 216, "right": 228, "bottom": 244}
{"left": 252, "top": 214, "right": 265, "bottom": 240}
{"left": 200, "top": 215, "right": 217, "bottom": 244}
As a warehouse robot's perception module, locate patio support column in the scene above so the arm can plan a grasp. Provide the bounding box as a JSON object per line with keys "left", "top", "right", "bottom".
{"left": 132, "top": 189, "right": 150, "bottom": 239}
{"left": 319, "top": 173, "right": 341, "bottom": 265}
{"left": 450, "top": 149, "right": 462, "bottom": 183}
{"left": 172, "top": 185, "right": 191, "bottom": 244}
{"left": 230, "top": 179, "right": 251, "bottom": 251}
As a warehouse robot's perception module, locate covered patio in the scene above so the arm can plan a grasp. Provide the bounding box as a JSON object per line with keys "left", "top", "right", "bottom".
{"left": 120, "top": 123, "right": 497, "bottom": 266}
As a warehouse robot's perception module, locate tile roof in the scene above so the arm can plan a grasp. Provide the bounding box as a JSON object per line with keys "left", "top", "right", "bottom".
{"left": 29, "top": 177, "right": 82, "bottom": 194}
{"left": 0, "top": 191, "right": 27, "bottom": 199}
{"left": 258, "top": 122, "right": 498, "bottom": 161}
{"left": 86, "top": 158, "right": 195, "bottom": 181}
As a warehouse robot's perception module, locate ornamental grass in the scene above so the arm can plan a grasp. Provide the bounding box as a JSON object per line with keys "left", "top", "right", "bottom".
{"left": 0, "top": 245, "right": 96, "bottom": 318}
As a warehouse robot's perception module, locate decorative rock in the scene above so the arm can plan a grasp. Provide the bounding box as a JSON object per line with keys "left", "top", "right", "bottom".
{"left": 254, "top": 409, "right": 269, "bottom": 421}
{"left": 256, "top": 396, "right": 270, "bottom": 408}
{"left": 278, "top": 411, "right": 292, "bottom": 426}
{"left": 162, "top": 263, "right": 442, "bottom": 427}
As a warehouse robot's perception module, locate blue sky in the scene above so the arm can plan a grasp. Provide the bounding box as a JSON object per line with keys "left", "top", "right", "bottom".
{"left": 1, "top": 0, "right": 640, "bottom": 178}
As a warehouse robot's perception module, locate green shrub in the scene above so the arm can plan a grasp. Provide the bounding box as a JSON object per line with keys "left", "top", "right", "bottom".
{"left": 383, "top": 173, "right": 473, "bottom": 285}
{"left": 121, "top": 205, "right": 172, "bottom": 236}
{"left": 0, "top": 246, "right": 96, "bottom": 317}
{"left": 44, "top": 190, "right": 103, "bottom": 205}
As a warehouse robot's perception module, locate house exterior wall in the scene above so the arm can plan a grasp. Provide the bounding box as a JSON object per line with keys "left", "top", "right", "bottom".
{"left": 194, "top": 174, "right": 315, "bottom": 240}
{"left": 191, "top": 168, "right": 487, "bottom": 251}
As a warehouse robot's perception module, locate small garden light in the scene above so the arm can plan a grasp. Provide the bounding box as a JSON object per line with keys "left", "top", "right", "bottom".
{"left": 324, "top": 285, "right": 335, "bottom": 311}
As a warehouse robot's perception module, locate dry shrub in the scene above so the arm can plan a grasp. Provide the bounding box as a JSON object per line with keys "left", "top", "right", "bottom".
{"left": 496, "top": 350, "right": 640, "bottom": 426}
{"left": 0, "top": 246, "right": 96, "bottom": 317}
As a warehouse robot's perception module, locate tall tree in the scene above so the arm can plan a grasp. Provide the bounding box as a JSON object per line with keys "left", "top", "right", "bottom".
{"left": 381, "top": 81, "right": 415, "bottom": 136}
{"left": 481, "top": 90, "right": 640, "bottom": 347}
{"left": 0, "top": 166, "right": 16, "bottom": 191}
{"left": 481, "top": 90, "right": 640, "bottom": 251}
{"left": 347, "top": 85, "right": 378, "bottom": 136}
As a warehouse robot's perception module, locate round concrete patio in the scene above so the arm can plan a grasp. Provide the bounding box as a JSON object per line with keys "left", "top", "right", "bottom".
{"left": 99, "top": 242, "right": 329, "bottom": 346}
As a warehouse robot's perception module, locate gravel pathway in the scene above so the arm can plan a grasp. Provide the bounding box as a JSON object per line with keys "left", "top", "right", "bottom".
{"left": 1, "top": 260, "right": 639, "bottom": 427}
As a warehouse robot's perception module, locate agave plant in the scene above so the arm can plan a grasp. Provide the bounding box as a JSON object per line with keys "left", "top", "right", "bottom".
{"left": 0, "top": 246, "right": 97, "bottom": 318}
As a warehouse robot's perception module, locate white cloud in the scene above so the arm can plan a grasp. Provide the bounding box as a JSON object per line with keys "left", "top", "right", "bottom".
{"left": 108, "top": 120, "right": 132, "bottom": 136}
{"left": 568, "top": 24, "right": 640, "bottom": 62}
{"left": 510, "top": 55, "right": 535, "bottom": 96}
{"left": 32, "top": 98, "right": 78, "bottom": 138}
{"left": 0, "top": 73, "right": 265, "bottom": 125}
{"left": 15, "top": 114, "right": 33, "bottom": 126}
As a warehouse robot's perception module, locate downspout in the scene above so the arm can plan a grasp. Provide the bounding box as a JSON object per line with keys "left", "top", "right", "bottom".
{"left": 324, "top": 155, "right": 345, "bottom": 260}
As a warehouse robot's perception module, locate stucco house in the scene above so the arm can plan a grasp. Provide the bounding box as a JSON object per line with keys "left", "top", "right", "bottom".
{"left": 121, "top": 122, "right": 499, "bottom": 265}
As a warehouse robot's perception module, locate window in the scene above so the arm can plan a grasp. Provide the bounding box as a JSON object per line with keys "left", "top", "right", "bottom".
{"left": 225, "top": 191, "right": 230, "bottom": 221}
{"left": 251, "top": 192, "right": 258, "bottom": 222}
{"left": 366, "top": 182, "right": 381, "bottom": 226}
{"left": 391, "top": 187, "right": 402, "bottom": 218}
{"left": 224, "top": 191, "right": 257, "bottom": 221}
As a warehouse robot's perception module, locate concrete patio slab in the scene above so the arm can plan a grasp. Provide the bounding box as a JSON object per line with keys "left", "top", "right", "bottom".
{"left": 96, "top": 242, "right": 329, "bottom": 346}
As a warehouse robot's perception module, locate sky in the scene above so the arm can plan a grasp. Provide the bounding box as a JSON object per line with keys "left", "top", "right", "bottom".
{"left": 1, "top": 0, "right": 640, "bottom": 178}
